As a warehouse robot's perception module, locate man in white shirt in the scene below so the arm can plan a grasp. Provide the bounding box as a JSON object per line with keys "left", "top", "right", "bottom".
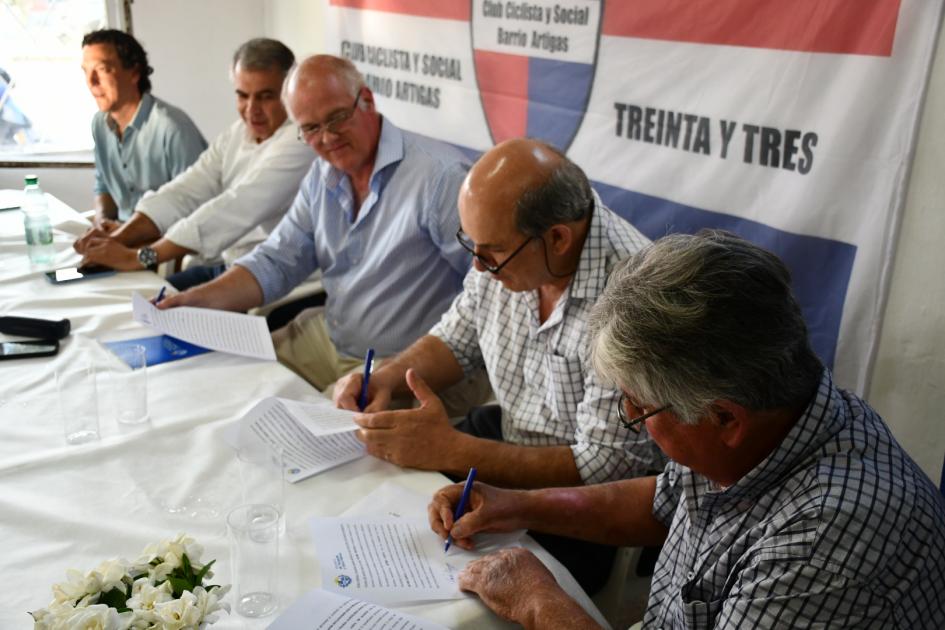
{"left": 74, "top": 38, "right": 314, "bottom": 290}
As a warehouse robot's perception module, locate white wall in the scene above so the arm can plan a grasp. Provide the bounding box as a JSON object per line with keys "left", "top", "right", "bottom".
{"left": 868, "top": 31, "right": 945, "bottom": 483}
{"left": 263, "top": 0, "right": 327, "bottom": 59}
{"left": 132, "top": 0, "right": 265, "bottom": 142}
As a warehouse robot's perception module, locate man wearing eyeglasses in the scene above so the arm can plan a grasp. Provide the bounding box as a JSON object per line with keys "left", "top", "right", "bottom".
{"left": 75, "top": 38, "right": 313, "bottom": 291}
{"left": 427, "top": 231, "right": 945, "bottom": 629}
{"left": 156, "top": 55, "right": 475, "bottom": 394}
{"left": 334, "top": 137, "right": 666, "bottom": 593}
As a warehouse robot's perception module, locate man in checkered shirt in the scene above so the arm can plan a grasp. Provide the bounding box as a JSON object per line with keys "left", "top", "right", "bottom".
{"left": 427, "top": 230, "right": 945, "bottom": 628}
{"left": 334, "top": 138, "right": 666, "bottom": 592}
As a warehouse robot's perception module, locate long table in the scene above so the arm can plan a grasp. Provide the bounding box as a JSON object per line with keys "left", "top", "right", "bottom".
{"left": 0, "top": 193, "right": 609, "bottom": 629}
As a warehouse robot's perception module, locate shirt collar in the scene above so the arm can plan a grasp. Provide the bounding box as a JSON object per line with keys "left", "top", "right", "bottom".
{"left": 107, "top": 93, "right": 154, "bottom": 135}
{"left": 320, "top": 116, "right": 404, "bottom": 192}
{"left": 712, "top": 369, "right": 845, "bottom": 503}
{"left": 567, "top": 191, "right": 609, "bottom": 300}
{"left": 242, "top": 116, "right": 294, "bottom": 146}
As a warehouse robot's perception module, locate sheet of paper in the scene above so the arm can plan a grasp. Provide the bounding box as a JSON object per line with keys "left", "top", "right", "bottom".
{"left": 310, "top": 516, "right": 476, "bottom": 605}
{"left": 131, "top": 292, "right": 275, "bottom": 360}
{"left": 233, "top": 397, "right": 365, "bottom": 482}
{"left": 342, "top": 481, "right": 527, "bottom": 554}
{"left": 280, "top": 396, "right": 360, "bottom": 436}
{"left": 268, "top": 588, "right": 449, "bottom": 630}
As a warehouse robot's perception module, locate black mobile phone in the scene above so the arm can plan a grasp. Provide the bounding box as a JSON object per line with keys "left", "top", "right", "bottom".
{"left": 44, "top": 265, "right": 117, "bottom": 284}
{"left": 0, "top": 339, "right": 59, "bottom": 360}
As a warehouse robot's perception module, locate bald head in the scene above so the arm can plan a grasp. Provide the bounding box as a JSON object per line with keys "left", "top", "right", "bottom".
{"left": 462, "top": 138, "right": 593, "bottom": 238}
{"left": 285, "top": 54, "right": 365, "bottom": 102}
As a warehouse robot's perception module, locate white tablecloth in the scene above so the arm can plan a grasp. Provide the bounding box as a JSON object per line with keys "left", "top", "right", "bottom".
{"left": 0, "top": 193, "right": 608, "bottom": 629}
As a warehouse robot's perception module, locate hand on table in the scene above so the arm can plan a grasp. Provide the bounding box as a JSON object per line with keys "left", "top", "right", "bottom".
{"left": 458, "top": 548, "right": 568, "bottom": 625}
{"left": 353, "top": 369, "right": 454, "bottom": 468}
{"left": 73, "top": 225, "right": 113, "bottom": 254}
{"left": 78, "top": 237, "right": 140, "bottom": 271}
{"left": 334, "top": 370, "right": 392, "bottom": 412}
{"left": 427, "top": 480, "right": 527, "bottom": 550}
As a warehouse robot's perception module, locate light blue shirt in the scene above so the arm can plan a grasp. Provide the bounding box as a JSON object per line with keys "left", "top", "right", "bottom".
{"left": 92, "top": 93, "right": 206, "bottom": 221}
{"left": 236, "top": 118, "right": 472, "bottom": 358}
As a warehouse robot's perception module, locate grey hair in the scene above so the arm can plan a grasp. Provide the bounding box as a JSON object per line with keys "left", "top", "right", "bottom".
{"left": 232, "top": 38, "right": 295, "bottom": 75}
{"left": 589, "top": 230, "right": 822, "bottom": 424}
{"left": 515, "top": 142, "right": 594, "bottom": 237}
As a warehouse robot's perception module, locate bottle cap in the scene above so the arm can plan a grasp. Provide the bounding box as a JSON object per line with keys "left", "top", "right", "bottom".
{"left": 24, "top": 175, "right": 38, "bottom": 185}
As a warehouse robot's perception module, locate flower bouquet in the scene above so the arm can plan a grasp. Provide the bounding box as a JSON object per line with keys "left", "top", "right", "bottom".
{"left": 30, "top": 534, "right": 230, "bottom": 629}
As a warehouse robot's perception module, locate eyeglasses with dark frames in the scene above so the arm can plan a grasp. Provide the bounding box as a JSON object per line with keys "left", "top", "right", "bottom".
{"left": 617, "top": 393, "right": 672, "bottom": 433}
{"left": 455, "top": 228, "right": 535, "bottom": 275}
{"left": 297, "top": 92, "right": 362, "bottom": 142}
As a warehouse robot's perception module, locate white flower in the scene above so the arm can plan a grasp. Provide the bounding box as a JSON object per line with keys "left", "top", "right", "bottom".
{"left": 152, "top": 590, "right": 203, "bottom": 630}
{"left": 93, "top": 558, "right": 130, "bottom": 595}
{"left": 36, "top": 535, "right": 228, "bottom": 630}
{"left": 126, "top": 578, "right": 173, "bottom": 612}
{"left": 192, "top": 585, "right": 231, "bottom": 621}
{"left": 34, "top": 603, "right": 132, "bottom": 630}
{"left": 51, "top": 569, "right": 101, "bottom": 605}
{"left": 138, "top": 533, "right": 208, "bottom": 581}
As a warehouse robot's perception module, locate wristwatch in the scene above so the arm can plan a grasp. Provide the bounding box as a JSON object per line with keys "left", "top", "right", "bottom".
{"left": 136, "top": 246, "right": 158, "bottom": 270}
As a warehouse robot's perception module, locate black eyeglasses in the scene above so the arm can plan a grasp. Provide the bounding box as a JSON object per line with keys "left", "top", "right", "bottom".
{"left": 617, "top": 393, "right": 672, "bottom": 433}
{"left": 297, "top": 92, "right": 362, "bottom": 142}
{"left": 456, "top": 228, "right": 535, "bottom": 275}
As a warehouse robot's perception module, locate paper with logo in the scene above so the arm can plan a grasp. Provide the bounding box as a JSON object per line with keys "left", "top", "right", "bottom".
{"left": 230, "top": 397, "right": 364, "bottom": 483}
{"left": 310, "top": 516, "right": 478, "bottom": 605}
{"left": 131, "top": 291, "right": 275, "bottom": 360}
{"left": 268, "top": 588, "right": 449, "bottom": 630}
{"left": 102, "top": 334, "right": 212, "bottom": 367}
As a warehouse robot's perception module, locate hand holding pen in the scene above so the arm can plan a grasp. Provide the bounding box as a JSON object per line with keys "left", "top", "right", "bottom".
{"left": 445, "top": 467, "right": 477, "bottom": 553}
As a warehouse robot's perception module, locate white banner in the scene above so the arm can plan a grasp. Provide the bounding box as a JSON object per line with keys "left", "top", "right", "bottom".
{"left": 325, "top": 0, "right": 942, "bottom": 394}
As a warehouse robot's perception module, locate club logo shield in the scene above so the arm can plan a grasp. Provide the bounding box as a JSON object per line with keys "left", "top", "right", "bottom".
{"left": 471, "top": 0, "right": 603, "bottom": 151}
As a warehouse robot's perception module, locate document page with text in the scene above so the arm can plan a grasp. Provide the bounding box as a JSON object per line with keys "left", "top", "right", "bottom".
{"left": 231, "top": 397, "right": 365, "bottom": 482}
{"left": 132, "top": 292, "right": 276, "bottom": 360}
{"left": 269, "top": 588, "right": 449, "bottom": 630}
{"left": 310, "top": 516, "right": 477, "bottom": 605}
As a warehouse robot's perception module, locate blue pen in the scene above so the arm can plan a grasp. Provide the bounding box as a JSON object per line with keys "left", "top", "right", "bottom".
{"left": 358, "top": 347, "right": 375, "bottom": 411}
{"left": 155, "top": 286, "right": 167, "bottom": 303}
{"left": 445, "top": 467, "right": 477, "bottom": 553}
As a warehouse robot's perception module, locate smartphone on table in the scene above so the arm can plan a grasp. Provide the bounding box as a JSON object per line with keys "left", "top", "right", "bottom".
{"left": 45, "top": 265, "right": 116, "bottom": 284}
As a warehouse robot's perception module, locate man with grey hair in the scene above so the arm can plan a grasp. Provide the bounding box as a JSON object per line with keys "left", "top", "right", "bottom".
{"left": 75, "top": 38, "right": 313, "bottom": 290}
{"left": 335, "top": 137, "right": 666, "bottom": 593}
{"left": 156, "top": 55, "right": 473, "bottom": 391}
{"left": 428, "top": 230, "right": 945, "bottom": 629}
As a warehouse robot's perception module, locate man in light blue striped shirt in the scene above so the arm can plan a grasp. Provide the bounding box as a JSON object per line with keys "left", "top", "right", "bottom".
{"left": 158, "top": 55, "right": 471, "bottom": 391}
{"left": 82, "top": 30, "right": 205, "bottom": 224}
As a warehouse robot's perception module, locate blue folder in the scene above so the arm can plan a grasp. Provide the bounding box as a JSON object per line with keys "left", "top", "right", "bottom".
{"left": 103, "top": 334, "right": 212, "bottom": 367}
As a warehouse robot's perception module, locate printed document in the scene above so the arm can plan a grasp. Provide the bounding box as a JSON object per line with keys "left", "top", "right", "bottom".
{"left": 310, "top": 516, "right": 483, "bottom": 605}
{"left": 268, "top": 588, "right": 448, "bottom": 630}
{"left": 232, "top": 397, "right": 364, "bottom": 482}
{"left": 131, "top": 292, "right": 275, "bottom": 360}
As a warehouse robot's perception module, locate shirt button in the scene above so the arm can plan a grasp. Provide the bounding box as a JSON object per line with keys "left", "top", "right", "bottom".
{"left": 687, "top": 570, "right": 696, "bottom": 581}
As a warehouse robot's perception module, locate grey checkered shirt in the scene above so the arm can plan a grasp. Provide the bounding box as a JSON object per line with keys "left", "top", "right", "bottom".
{"left": 429, "top": 197, "right": 667, "bottom": 484}
{"left": 645, "top": 370, "right": 945, "bottom": 628}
